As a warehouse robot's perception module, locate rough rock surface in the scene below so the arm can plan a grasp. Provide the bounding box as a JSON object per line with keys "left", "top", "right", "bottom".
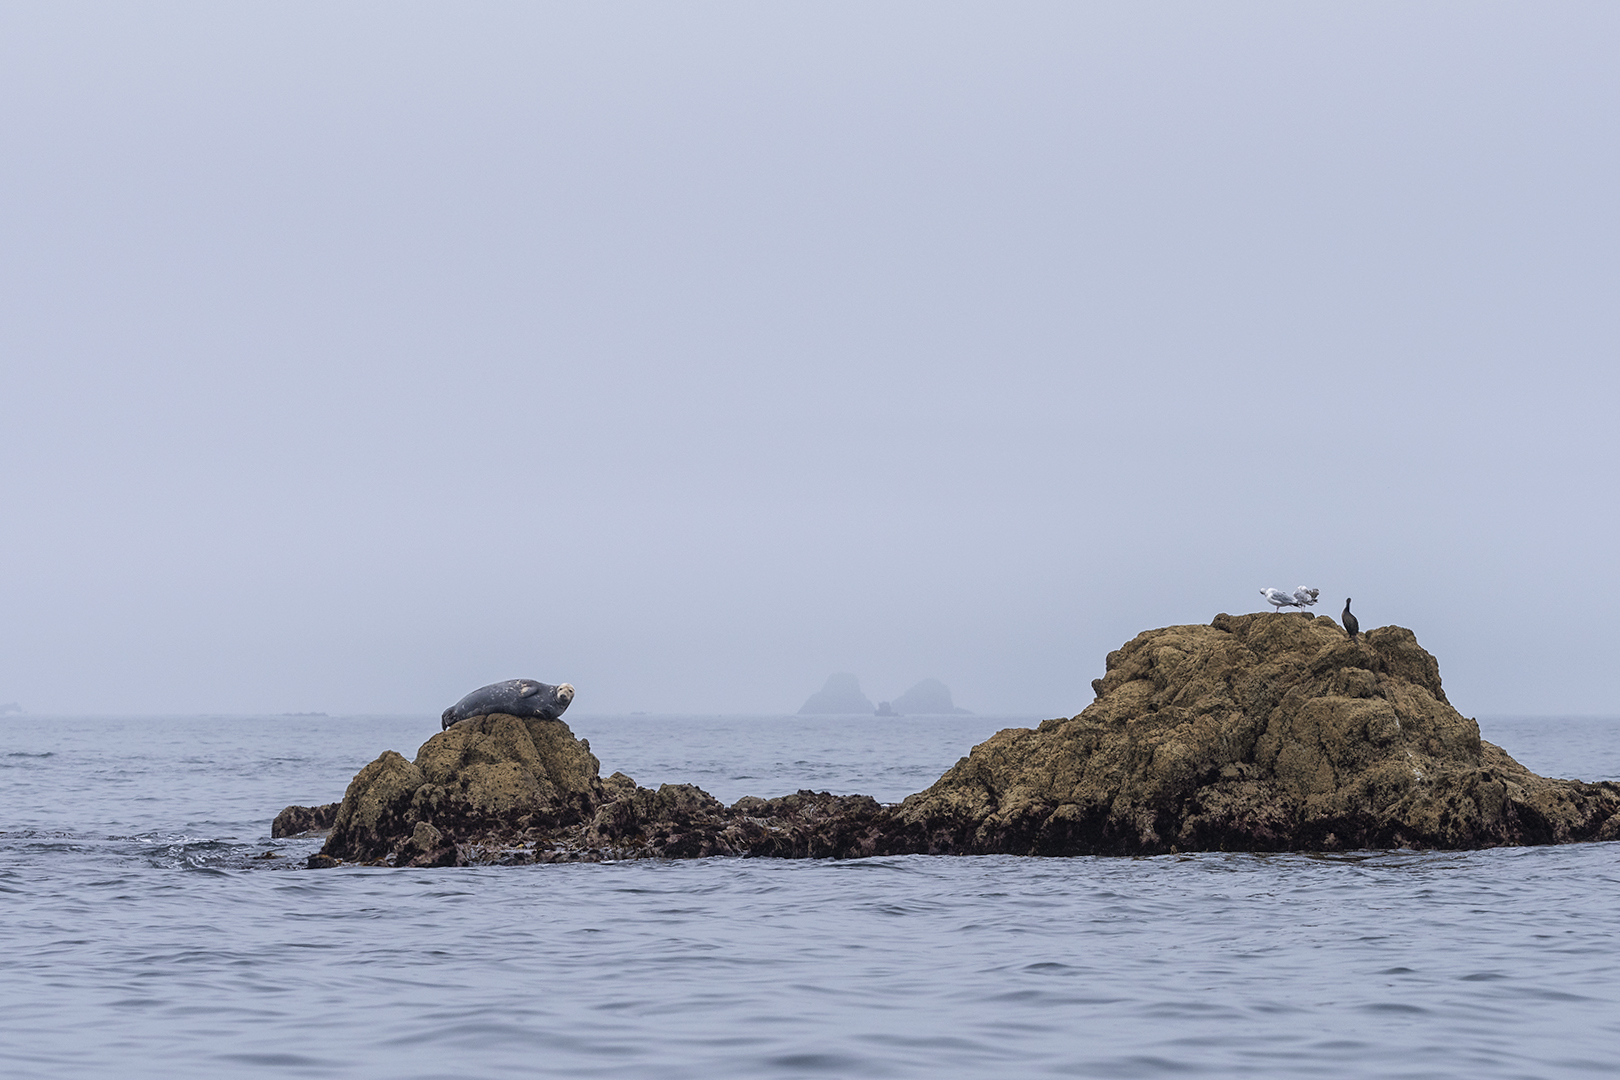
{"left": 880, "top": 613, "right": 1620, "bottom": 854}
{"left": 287, "top": 615, "right": 1620, "bottom": 865}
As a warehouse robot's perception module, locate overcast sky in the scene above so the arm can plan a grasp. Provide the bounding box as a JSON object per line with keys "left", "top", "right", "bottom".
{"left": 1, "top": 3, "right": 1616, "bottom": 718}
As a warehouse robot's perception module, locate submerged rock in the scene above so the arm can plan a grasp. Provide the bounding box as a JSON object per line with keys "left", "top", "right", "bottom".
{"left": 285, "top": 615, "right": 1620, "bottom": 865}
{"left": 271, "top": 801, "right": 340, "bottom": 837}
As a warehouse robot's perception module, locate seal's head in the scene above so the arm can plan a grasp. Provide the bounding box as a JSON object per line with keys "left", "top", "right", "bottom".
{"left": 552, "top": 683, "right": 575, "bottom": 714}
{"left": 517, "top": 681, "right": 573, "bottom": 719}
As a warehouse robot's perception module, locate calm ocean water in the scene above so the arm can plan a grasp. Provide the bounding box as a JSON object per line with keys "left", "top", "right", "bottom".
{"left": 2, "top": 713, "right": 1618, "bottom": 1079}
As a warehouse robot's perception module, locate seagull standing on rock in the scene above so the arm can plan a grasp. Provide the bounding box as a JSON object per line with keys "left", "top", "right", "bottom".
{"left": 1263, "top": 586, "right": 1302, "bottom": 612}
{"left": 1292, "top": 587, "right": 1320, "bottom": 608}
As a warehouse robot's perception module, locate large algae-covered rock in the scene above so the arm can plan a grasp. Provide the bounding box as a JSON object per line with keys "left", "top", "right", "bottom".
{"left": 883, "top": 613, "right": 1620, "bottom": 854}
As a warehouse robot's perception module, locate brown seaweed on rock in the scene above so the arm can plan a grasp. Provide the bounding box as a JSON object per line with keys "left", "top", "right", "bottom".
{"left": 290, "top": 614, "right": 1620, "bottom": 867}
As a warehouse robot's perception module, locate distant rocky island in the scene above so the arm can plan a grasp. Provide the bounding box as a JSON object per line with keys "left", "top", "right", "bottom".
{"left": 797, "top": 674, "right": 972, "bottom": 716}
{"left": 796, "top": 673, "right": 874, "bottom": 715}
{"left": 280, "top": 613, "right": 1620, "bottom": 867}
{"left": 887, "top": 678, "right": 972, "bottom": 716}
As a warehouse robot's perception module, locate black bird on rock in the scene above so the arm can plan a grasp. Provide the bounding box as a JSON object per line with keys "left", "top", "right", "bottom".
{"left": 1342, "top": 598, "right": 1359, "bottom": 640}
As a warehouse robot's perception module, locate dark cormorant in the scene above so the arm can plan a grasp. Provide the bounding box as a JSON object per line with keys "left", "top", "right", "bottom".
{"left": 1342, "top": 598, "right": 1359, "bottom": 640}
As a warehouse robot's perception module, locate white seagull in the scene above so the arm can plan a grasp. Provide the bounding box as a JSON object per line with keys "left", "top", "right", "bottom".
{"left": 1260, "top": 586, "right": 1321, "bottom": 612}
{"left": 1260, "top": 587, "right": 1299, "bottom": 611}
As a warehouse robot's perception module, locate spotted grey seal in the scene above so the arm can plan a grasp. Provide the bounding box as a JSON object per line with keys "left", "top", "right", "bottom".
{"left": 441, "top": 679, "right": 575, "bottom": 730}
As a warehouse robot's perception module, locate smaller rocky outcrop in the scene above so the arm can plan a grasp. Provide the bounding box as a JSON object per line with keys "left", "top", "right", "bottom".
{"left": 271, "top": 802, "right": 340, "bottom": 837}
{"left": 798, "top": 673, "right": 875, "bottom": 715}
{"left": 298, "top": 712, "right": 889, "bottom": 867}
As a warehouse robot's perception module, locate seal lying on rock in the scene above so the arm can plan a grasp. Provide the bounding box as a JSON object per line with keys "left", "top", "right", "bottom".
{"left": 442, "top": 679, "right": 574, "bottom": 730}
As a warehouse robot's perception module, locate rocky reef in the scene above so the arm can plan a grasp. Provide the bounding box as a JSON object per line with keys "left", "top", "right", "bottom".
{"left": 286, "top": 614, "right": 1620, "bottom": 866}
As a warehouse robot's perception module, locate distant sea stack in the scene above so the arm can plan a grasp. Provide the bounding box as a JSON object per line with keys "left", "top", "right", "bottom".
{"left": 798, "top": 673, "right": 875, "bottom": 715}
{"left": 286, "top": 614, "right": 1620, "bottom": 866}
{"left": 889, "top": 678, "right": 972, "bottom": 716}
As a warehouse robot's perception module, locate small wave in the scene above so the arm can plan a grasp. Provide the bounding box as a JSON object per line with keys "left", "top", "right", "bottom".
{"left": 1358, "top": 1001, "right": 1432, "bottom": 1015}
{"left": 765, "top": 1052, "right": 868, "bottom": 1072}
{"left": 213, "top": 1052, "right": 331, "bottom": 1068}
{"left": 131, "top": 836, "right": 315, "bottom": 873}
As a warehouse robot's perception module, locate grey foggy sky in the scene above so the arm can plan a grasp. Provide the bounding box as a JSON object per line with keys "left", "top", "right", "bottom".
{"left": 1, "top": 3, "right": 1616, "bottom": 718}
